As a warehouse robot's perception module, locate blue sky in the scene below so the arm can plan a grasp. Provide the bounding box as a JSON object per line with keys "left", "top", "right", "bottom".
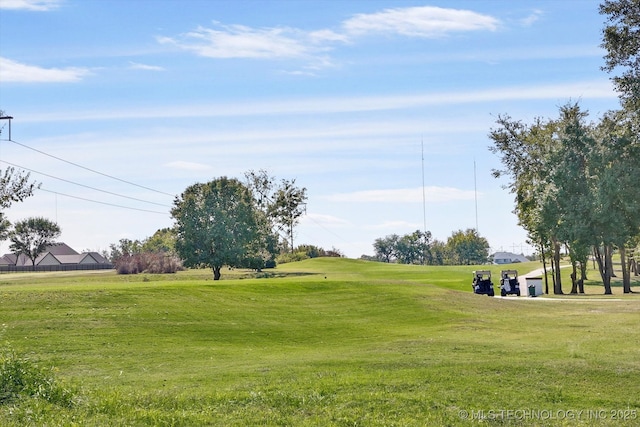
{"left": 0, "top": 0, "right": 621, "bottom": 258}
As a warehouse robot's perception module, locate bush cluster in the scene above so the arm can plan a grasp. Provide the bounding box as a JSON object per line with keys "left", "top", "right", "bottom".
{"left": 0, "top": 347, "right": 75, "bottom": 407}
{"left": 276, "top": 245, "right": 343, "bottom": 264}
{"left": 114, "top": 252, "right": 183, "bottom": 274}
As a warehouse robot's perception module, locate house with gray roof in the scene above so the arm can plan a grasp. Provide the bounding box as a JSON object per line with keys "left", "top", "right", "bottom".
{"left": 492, "top": 251, "right": 529, "bottom": 265}
{"left": 0, "top": 243, "right": 112, "bottom": 272}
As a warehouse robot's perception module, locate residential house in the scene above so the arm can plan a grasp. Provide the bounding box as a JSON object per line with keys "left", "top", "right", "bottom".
{"left": 0, "top": 242, "right": 112, "bottom": 271}
{"left": 492, "top": 251, "right": 529, "bottom": 265}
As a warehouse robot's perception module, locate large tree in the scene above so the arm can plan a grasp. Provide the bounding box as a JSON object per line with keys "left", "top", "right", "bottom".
{"left": 142, "top": 228, "right": 176, "bottom": 254}
{"left": 547, "top": 104, "right": 595, "bottom": 294}
{"left": 488, "top": 113, "right": 560, "bottom": 292}
{"left": 244, "top": 170, "right": 307, "bottom": 252}
{"left": 372, "top": 231, "right": 434, "bottom": 265}
{"left": 599, "top": 1, "right": 640, "bottom": 292}
{"left": 445, "top": 228, "right": 490, "bottom": 265}
{"left": 590, "top": 110, "right": 640, "bottom": 293}
{"left": 396, "top": 230, "right": 432, "bottom": 265}
{"left": 490, "top": 103, "right": 640, "bottom": 294}
{"left": 9, "top": 217, "right": 61, "bottom": 268}
{"left": 600, "top": 0, "right": 640, "bottom": 110}
{"left": 171, "top": 177, "right": 275, "bottom": 280}
{"left": 373, "top": 234, "right": 399, "bottom": 263}
{"left": 269, "top": 179, "right": 307, "bottom": 252}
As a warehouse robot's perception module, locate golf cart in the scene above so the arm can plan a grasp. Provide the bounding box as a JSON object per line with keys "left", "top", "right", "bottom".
{"left": 472, "top": 270, "right": 494, "bottom": 296}
{"left": 499, "top": 270, "right": 521, "bottom": 297}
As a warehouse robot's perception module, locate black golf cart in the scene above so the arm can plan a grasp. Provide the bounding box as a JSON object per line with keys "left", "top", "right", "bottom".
{"left": 472, "top": 270, "right": 494, "bottom": 296}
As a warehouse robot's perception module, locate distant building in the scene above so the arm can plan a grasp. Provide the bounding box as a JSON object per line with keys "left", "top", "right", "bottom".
{"left": 492, "top": 251, "right": 529, "bottom": 265}
{"left": 0, "top": 242, "right": 112, "bottom": 272}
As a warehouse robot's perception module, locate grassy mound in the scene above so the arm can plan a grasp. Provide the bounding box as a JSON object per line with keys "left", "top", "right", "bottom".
{"left": 0, "top": 258, "right": 638, "bottom": 425}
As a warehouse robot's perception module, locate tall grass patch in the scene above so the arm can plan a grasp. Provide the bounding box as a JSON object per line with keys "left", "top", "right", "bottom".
{"left": 0, "top": 344, "right": 76, "bottom": 407}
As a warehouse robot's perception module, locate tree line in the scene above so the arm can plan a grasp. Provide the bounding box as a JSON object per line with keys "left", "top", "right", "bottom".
{"left": 0, "top": 161, "right": 314, "bottom": 278}
{"left": 365, "top": 228, "right": 492, "bottom": 266}
{"left": 487, "top": 0, "right": 640, "bottom": 294}
{"left": 94, "top": 171, "right": 314, "bottom": 279}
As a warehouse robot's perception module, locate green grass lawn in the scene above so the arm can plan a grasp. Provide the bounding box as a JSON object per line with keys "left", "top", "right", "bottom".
{"left": 1, "top": 259, "right": 639, "bottom": 426}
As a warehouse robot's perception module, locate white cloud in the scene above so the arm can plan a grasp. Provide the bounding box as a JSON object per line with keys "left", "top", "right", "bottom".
{"left": 158, "top": 24, "right": 316, "bottom": 59}
{"left": 520, "top": 9, "right": 543, "bottom": 27}
{"left": 157, "top": 5, "right": 498, "bottom": 66}
{"left": 0, "top": 0, "right": 62, "bottom": 11}
{"left": 342, "top": 6, "right": 500, "bottom": 37}
{"left": 17, "top": 80, "right": 618, "bottom": 122}
{"left": 308, "top": 29, "right": 348, "bottom": 44}
{"left": 0, "top": 57, "right": 89, "bottom": 83}
{"left": 302, "top": 213, "right": 350, "bottom": 227}
{"left": 129, "top": 61, "right": 165, "bottom": 71}
{"left": 325, "top": 186, "right": 478, "bottom": 203}
{"left": 165, "top": 161, "right": 212, "bottom": 171}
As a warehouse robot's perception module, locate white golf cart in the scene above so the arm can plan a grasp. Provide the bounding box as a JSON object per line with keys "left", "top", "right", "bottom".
{"left": 499, "top": 270, "right": 521, "bottom": 297}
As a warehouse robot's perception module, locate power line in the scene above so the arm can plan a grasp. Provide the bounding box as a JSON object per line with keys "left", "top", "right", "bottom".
{"left": 6, "top": 137, "right": 175, "bottom": 197}
{"left": 4, "top": 133, "right": 350, "bottom": 249}
{"left": 0, "top": 159, "right": 172, "bottom": 208}
{"left": 39, "top": 188, "right": 169, "bottom": 215}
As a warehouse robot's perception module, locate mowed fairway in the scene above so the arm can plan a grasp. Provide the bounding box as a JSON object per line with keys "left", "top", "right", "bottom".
{"left": 1, "top": 258, "right": 639, "bottom": 426}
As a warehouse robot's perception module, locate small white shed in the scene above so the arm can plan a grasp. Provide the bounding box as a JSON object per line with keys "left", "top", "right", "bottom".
{"left": 524, "top": 277, "right": 544, "bottom": 297}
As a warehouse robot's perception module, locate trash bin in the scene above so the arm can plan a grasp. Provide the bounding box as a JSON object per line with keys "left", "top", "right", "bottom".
{"left": 525, "top": 277, "right": 543, "bottom": 297}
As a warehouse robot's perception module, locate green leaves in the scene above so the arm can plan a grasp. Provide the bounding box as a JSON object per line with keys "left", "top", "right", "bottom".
{"left": 9, "top": 217, "right": 61, "bottom": 266}
{"left": 172, "top": 177, "right": 272, "bottom": 279}
{"left": 0, "top": 167, "right": 40, "bottom": 211}
{"left": 489, "top": 102, "right": 640, "bottom": 293}
{"left": 600, "top": 0, "right": 640, "bottom": 109}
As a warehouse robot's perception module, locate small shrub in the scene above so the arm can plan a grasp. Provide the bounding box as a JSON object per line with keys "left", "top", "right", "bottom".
{"left": 0, "top": 347, "right": 75, "bottom": 407}
{"left": 276, "top": 251, "right": 309, "bottom": 264}
{"left": 115, "top": 254, "right": 141, "bottom": 274}
{"left": 114, "top": 253, "right": 184, "bottom": 274}
{"left": 276, "top": 245, "right": 345, "bottom": 264}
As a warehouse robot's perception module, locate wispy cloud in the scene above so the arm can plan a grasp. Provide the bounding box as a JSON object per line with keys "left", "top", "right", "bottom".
{"left": 129, "top": 61, "right": 165, "bottom": 71}
{"left": 343, "top": 6, "right": 500, "bottom": 38}
{"left": 302, "top": 213, "right": 350, "bottom": 227}
{"left": 520, "top": 9, "right": 543, "bottom": 27}
{"left": 157, "top": 5, "right": 500, "bottom": 68}
{"left": 157, "top": 24, "right": 322, "bottom": 59}
{"left": 19, "top": 79, "right": 617, "bottom": 122}
{"left": 0, "top": 57, "right": 89, "bottom": 83}
{"left": 366, "top": 220, "right": 423, "bottom": 230}
{"left": 165, "top": 161, "right": 212, "bottom": 171}
{"left": 325, "top": 186, "right": 478, "bottom": 203}
{"left": 0, "top": 0, "right": 62, "bottom": 11}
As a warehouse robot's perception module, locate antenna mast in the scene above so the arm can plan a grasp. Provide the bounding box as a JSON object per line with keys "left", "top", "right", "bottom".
{"left": 474, "top": 159, "right": 479, "bottom": 233}
{"left": 421, "top": 137, "right": 427, "bottom": 235}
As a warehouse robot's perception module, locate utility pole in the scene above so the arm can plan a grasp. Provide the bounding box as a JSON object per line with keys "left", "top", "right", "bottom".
{"left": 0, "top": 116, "right": 13, "bottom": 141}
